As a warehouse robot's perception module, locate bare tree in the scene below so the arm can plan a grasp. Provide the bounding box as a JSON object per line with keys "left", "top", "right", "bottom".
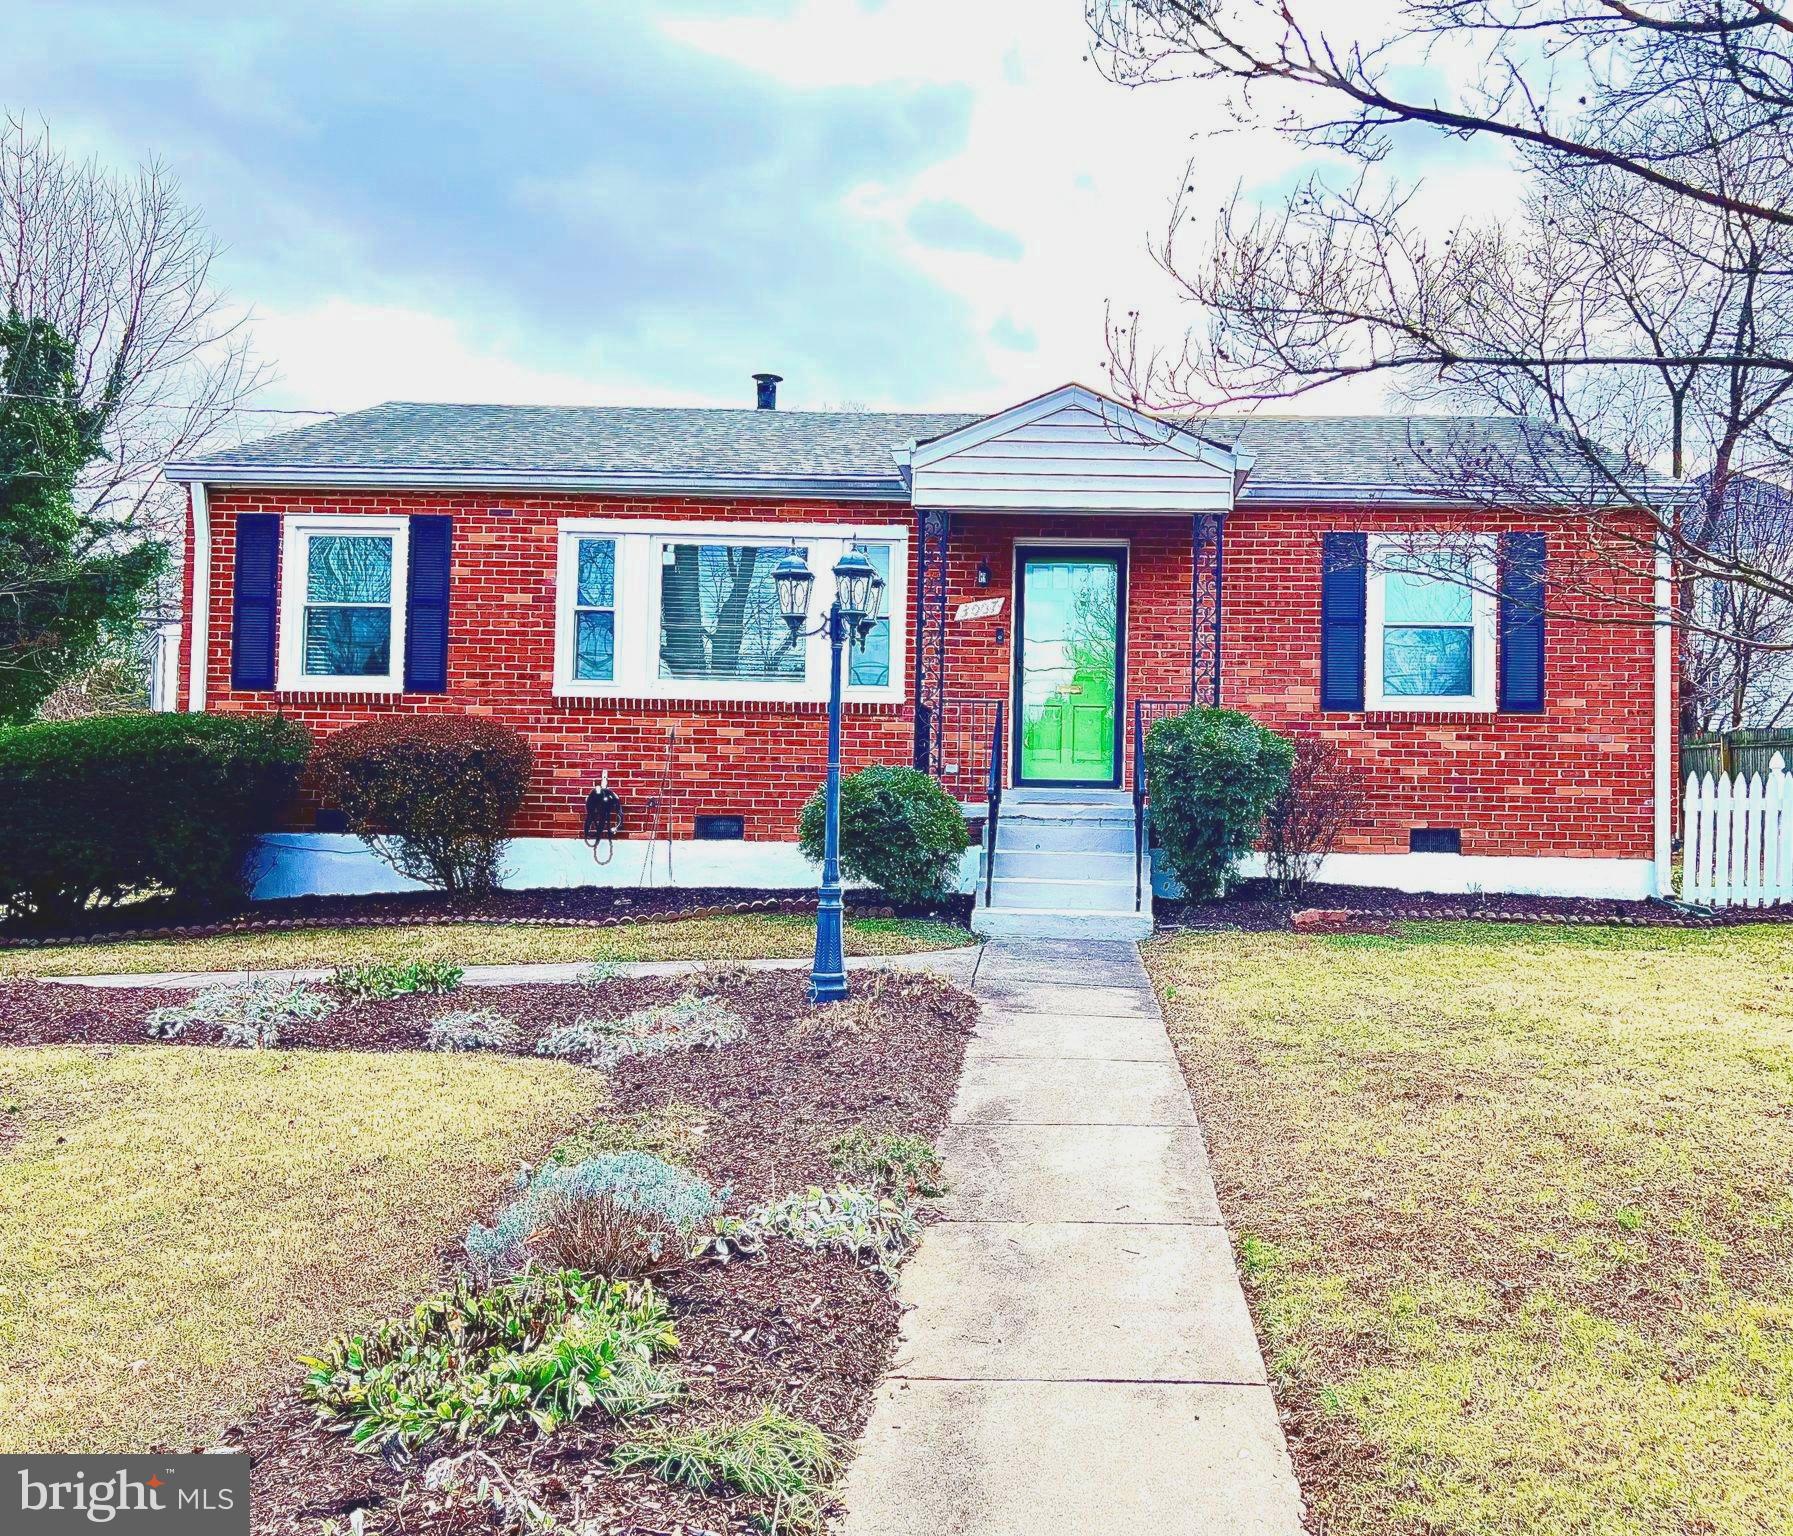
{"left": 0, "top": 114, "right": 268, "bottom": 554}
{"left": 1087, "top": 1, "right": 1793, "bottom": 659}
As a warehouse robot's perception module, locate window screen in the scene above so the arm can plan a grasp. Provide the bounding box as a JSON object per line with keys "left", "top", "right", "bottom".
{"left": 1381, "top": 556, "right": 1475, "bottom": 698}
{"left": 302, "top": 533, "right": 394, "bottom": 677}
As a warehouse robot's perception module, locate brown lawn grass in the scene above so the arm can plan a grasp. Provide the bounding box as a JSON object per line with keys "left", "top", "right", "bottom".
{"left": 1146, "top": 921, "right": 1793, "bottom": 1536}
{"left": 0, "top": 1045, "right": 606, "bottom": 1453}
{"left": 0, "top": 914, "right": 973, "bottom": 979}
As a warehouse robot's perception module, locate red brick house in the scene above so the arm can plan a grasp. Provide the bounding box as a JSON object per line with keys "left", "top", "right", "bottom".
{"left": 165, "top": 382, "right": 1675, "bottom": 934}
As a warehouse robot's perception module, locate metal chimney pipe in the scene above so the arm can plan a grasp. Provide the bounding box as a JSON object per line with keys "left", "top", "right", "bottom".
{"left": 753, "top": 372, "right": 783, "bottom": 409}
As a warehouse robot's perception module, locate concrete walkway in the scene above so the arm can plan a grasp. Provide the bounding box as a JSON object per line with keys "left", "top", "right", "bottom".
{"left": 840, "top": 938, "right": 1304, "bottom": 1536}
{"left": 36, "top": 946, "right": 984, "bottom": 991}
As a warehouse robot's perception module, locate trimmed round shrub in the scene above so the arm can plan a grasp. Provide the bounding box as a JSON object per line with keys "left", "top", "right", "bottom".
{"left": 310, "top": 715, "right": 532, "bottom": 894}
{"left": 0, "top": 712, "right": 310, "bottom": 926}
{"left": 1144, "top": 707, "right": 1294, "bottom": 900}
{"left": 797, "top": 764, "right": 968, "bottom": 907}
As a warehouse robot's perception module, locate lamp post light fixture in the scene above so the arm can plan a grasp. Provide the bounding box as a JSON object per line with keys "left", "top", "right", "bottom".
{"left": 774, "top": 548, "right": 879, "bottom": 1003}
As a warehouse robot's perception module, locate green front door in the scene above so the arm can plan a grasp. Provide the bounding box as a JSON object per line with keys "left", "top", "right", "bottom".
{"left": 1016, "top": 549, "right": 1124, "bottom": 786}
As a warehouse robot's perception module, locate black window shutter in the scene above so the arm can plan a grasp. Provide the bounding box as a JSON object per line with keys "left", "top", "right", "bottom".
{"left": 1499, "top": 531, "right": 1546, "bottom": 713}
{"left": 404, "top": 515, "right": 453, "bottom": 693}
{"left": 1320, "top": 532, "right": 1368, "bottom": 711}
{"left": 230, "top": 513, "right": 280, "bottom": 690}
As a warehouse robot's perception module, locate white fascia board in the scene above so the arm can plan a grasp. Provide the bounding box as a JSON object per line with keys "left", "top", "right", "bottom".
{"left": 1239, "top": 480, "right": 1669, "bottom": 508}
{"left": 160, "top": 463, "right": 914, "bottom": 502}
{"left": 907, "top": 382, "right": 1244, "bottom": 475}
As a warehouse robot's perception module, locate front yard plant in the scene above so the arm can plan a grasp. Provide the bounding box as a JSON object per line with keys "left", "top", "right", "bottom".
{"left": 1143, "top": 706, "right": 1293, "bottom": 899}
{"left": 0, "top": 712, "right": 309, "bottom": 926}
{"left": 144, "top": 978, "right": 337, "bottom": 1043}
{"left": 798, "top": 764, "right": 968, "bottom": 907}
{"left": 427, "top": 1008, "right": 518, "bottom": 1053}
{"left": 712, "top": 1183, "right": 922, "bottom": 1282}
{"left": 535, "top": 994, "right": 745, "bottom": 1068}
{"left": 310, "top": 715, "right": 532, "bottom": 895}
{"left": 334, "top": 958, "right": 464, "bottom": 999}
{"left": 613, "top": 1408, "right": 840, "bottom": 1534}
{"left": 827, "top": 1127, "right": 946, "bottom": 1198}
{"left": 301, "top": 1270, "right": 681, "bottom": 1451}
{"left": 465, "top": 1152, "right": 724, "bottom": 1281}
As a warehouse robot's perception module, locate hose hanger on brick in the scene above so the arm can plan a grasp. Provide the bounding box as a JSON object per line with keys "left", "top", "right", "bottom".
{"left": 583, "top": 773, "right": 624, "bottom": 865}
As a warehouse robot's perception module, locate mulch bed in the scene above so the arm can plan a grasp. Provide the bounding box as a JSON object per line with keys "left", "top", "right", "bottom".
{"left": 0, "top": 886, "right": 975, "bottom": 949}
{"left": 0, "top": 966, "right": 979, "bottom": 1534}
{"left": 1157, "top": 878, "right": 1792, "bottom": 933}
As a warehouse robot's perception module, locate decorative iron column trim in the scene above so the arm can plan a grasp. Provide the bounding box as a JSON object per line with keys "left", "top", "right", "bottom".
{"left": 915, "top": 509, "right": 953, "bottom": 774}
{"left": 1191, "top": 512, "right": 1223, "bottom": 707}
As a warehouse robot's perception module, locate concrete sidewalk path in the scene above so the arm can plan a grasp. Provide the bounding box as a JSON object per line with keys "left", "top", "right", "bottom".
{"left": 35, "top": 945, "right": 983, "bottom": 991}
{"left": 839, "top": 938, "right": 1304, "bottom": 1536}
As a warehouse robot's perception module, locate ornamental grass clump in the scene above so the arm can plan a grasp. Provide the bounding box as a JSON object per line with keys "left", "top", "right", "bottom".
{"left": 613, "top": 1408, "right": 839, "bottom": 1534}
{"left": 466, "top": 1152, "right": 725, "bottom": 1282}
{"left": 300, "top": 1270, "right": 680, "bottom": 1452}
{"left": 427, "top": 1008, "right": 519, "bottom": 1053}
{"left": 534, "top": 994, "right": 744, "bottom": 1069}
{"left": 144, "top": 979, "right": 336, "bottom": 1043}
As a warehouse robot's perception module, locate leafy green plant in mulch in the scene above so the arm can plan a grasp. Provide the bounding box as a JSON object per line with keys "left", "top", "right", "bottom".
{"left": 710, "top": 1184, "right": 921, "bottom": 1283}
{"left": 613, "top": 1408, "right": 840, "bottom": 1534}
{"left": 144, "top": 979, "right": 338, "bottom": 1044}
{"left": 535, "top": 994, "right": 744, "bottom": 1069}
{"left": 300, "top": 1270, "right": 680, "bottom": 1451}
{"left": 826, "top": 1127, "right": 946, "bottom": 1199}
{"left": 333, "top": 958, "right": 464, "bottom": 1000}
{"left": 545, "top": 1104, "right": 709, "bottom": 1166}
{"left": 426, "top": 1008, "right": 519, "bottom": 1053}
{"left": 465, "top": 1153, "right": 725, "bottom": 1283}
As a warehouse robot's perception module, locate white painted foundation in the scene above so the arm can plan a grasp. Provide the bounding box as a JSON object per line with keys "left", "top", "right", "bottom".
{"left": 247, "top": 833, "right": 985, "bottom": 902}
{"left": 1151, "top": 849, "right": 1656, "bottom": 902}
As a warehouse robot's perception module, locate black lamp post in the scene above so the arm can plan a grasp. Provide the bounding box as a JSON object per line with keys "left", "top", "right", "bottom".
{"left": 775, "top": 547, "right": 882, "bottom": 1003}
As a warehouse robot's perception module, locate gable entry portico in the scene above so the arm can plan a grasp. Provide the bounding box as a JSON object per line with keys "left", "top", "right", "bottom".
{"left": 899, "top": 385, "right": 1252, "bottom": 796}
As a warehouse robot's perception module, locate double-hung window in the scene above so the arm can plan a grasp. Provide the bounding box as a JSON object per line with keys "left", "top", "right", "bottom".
{"left": 1365, "top": 535, "right": 1496, "bottom": 711}
{"left": 553, "top": 521, "right": 905, "bottom": 702}
{"left": 278, "top": 515, "right": 409, "bottom": 692}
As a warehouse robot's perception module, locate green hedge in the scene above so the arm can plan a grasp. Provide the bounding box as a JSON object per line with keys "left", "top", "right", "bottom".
{"left": 0, "top": 712, "right": 311, "bottom": 926}
{"left": 1144, "top": 707, "right": 1294, "bottom": 901}
{"left": 798, "top": 765, "right": 968, "bottom": 907}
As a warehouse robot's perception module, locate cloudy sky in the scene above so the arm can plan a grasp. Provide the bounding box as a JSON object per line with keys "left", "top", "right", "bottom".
{"left": 3, "top": 0, "right": 1505, "bottom": 420}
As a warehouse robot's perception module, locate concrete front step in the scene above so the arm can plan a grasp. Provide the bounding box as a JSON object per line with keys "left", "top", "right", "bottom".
{"left": 996, "top": 820, "right": 1134, "bottom": 854}
{"left": 987, "top": 875, "right": 1141, "bottom": 913}
{"left": 970, "top": 904, "right": 1154, "bottom": 941}
{"left": 991, "top": 847, "right": 1135, "bottom": 879}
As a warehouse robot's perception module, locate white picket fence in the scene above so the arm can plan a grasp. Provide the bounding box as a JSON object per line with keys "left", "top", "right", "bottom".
{"left": 1682, "top": 751, "right": 1793, "bottom": 907}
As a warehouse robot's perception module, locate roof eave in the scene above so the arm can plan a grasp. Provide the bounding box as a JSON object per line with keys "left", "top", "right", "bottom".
{"left": 1239, "top": 480, "right": 1669, "bottom": 508}
{"left": 160, "top": 463, "right": 914, "bottom": 502}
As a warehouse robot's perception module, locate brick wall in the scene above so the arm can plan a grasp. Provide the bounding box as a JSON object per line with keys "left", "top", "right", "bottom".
{"left": 181, "top": 490, "right": 1663, "bottom": 860}
{"left": 1221, "top": 504, "right": 1660, "bottom": 859}
{"left": 182, "top": 488, "right": 915, "bottom": 840}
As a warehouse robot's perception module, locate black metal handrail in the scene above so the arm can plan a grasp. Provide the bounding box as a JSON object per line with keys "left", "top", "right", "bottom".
{"left": 1133, "top": 698, "right": 1146, "bottom": 911}
{"left": 985, "top": 699, "right": 1004, "bottom": 905}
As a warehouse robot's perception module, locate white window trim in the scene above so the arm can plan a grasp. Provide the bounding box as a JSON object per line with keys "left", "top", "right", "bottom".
{"left": 277, "top": 513, "right": 410, "bottom": 694}
{"left": 1364, "top": 534, "right": 1497, "bottom": 713}
{"left": 552, "top": 518, "right": 908, "bottom": 704}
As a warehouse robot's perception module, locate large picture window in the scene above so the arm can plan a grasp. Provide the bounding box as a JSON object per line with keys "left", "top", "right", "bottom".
{"left": 658, "top": 541, "right": 806, "bottom": 682}
{"left": 552, "top": 520, "right": 905, "bottom": 702}
{"left": 1365, "top": 536, "right": 1496, "bottom": 711}
{"left": 278, "top": 516, "right": 408, "bottom": 692}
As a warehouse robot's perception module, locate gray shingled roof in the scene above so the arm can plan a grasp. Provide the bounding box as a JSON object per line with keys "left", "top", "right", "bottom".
{"left": 172, "top": 399, "right": 1640, "bottom": 499}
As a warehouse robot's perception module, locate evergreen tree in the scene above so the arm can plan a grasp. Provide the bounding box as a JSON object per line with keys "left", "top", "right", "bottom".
{"left": 0, "top": 313, "right": 163, "bottom": 722}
